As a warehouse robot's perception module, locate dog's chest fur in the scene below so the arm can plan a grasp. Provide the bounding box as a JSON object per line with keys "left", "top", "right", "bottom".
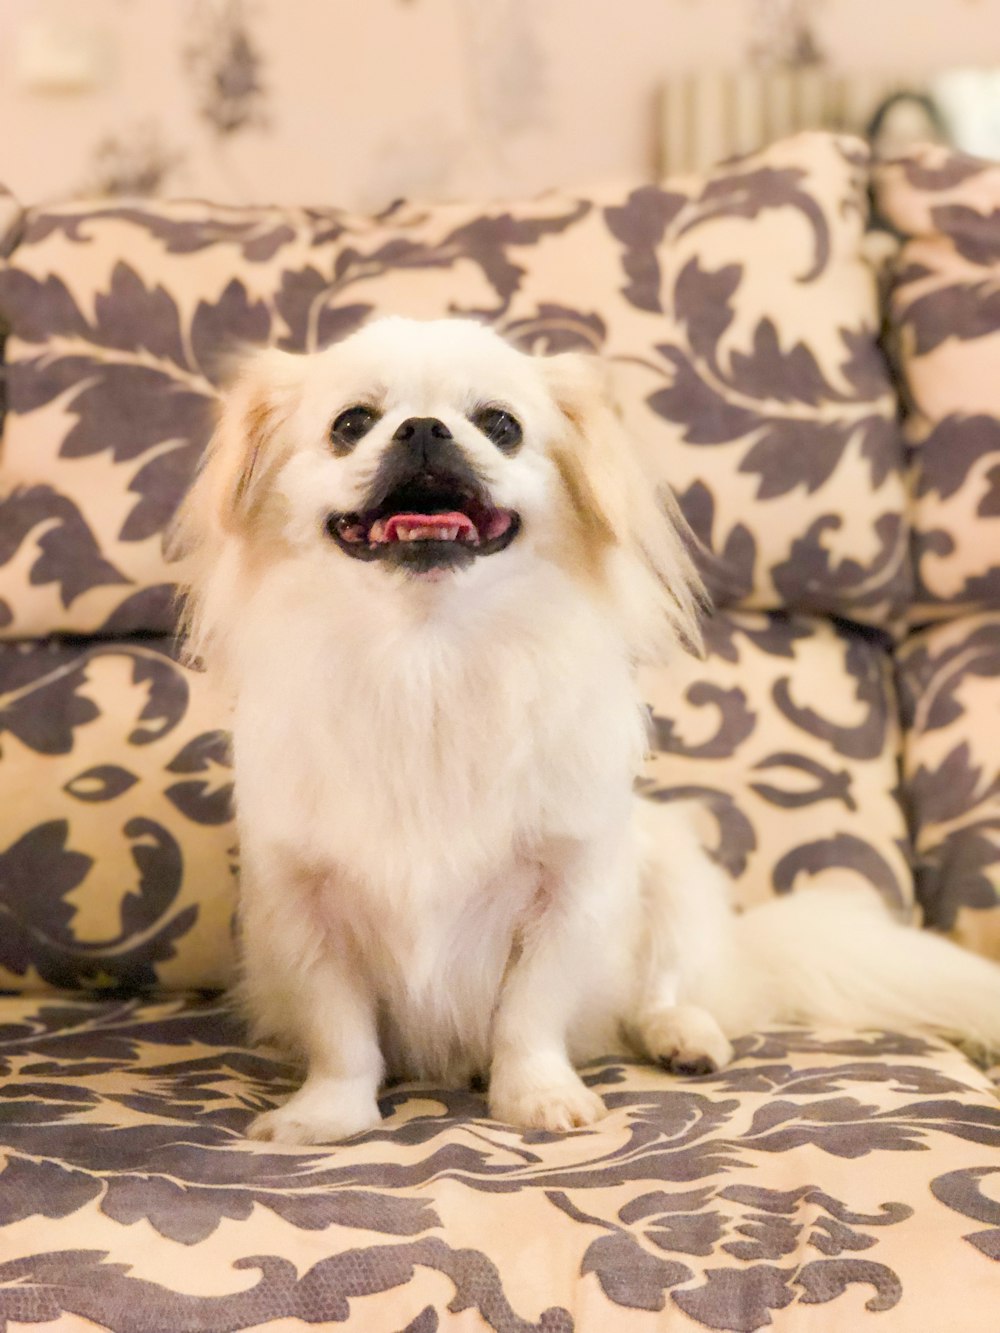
{"left": 231, "top": 568, "right": 644, "bottom": 1078}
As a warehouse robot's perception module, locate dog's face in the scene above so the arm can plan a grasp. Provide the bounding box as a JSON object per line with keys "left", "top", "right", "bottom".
{"left": 284, "top": 318, "right": 564, "bottom": 581}
{"left": 175, "top": 316, "right": 702, "bottom": 659}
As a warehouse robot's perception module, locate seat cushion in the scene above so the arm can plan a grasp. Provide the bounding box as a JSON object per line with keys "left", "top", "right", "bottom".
{"left": 0, "top": 994, "right": 998, "bottom": 1332}
{"left": 0, "top": 131, "right": 905, "bottom": 639}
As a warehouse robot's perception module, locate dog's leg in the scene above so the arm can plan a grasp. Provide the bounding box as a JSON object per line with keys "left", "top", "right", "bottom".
{"left": 628, "top": 800, "right": 734, "bottom": 1075}
{"left": 239, "top": 857, "right": 385, "bottom": 1145}
{"left": 487, "top": 836, "right": 621, "bottom": 1133}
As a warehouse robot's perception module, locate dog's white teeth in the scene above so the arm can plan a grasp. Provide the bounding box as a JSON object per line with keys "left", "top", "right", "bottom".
{"left": 369, "top": 519, "right": 387, "bottom": 543}
{"left": 440, "top": 526, "right": 457, "bottom": 541}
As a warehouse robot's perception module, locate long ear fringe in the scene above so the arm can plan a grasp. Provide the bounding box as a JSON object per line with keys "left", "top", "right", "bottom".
{"left": 167, "top": 348, "right": 301, "bottom": 668}
{"left": 543, "top": 352, "right": 707, "bottom": 664}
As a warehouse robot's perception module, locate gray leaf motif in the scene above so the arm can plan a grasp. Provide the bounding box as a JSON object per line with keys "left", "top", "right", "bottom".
{"left": 772, "top": 835, "right": 906, "bottom": 911}
{"left": 930, "top": 204, "right": 1000, "bottom": 268}
{"left": 899, "top": 153, "right": 985, "bottom": 192}
{"left": 91, "top": 260, "right": 187, "bottom": 367}
{"left": 581, "top": 1232, "right": 691, "bottom": 1312}
{"left": 271, "top": 264, "right": 370, "bottom": 352}
{"left": 673, "top": 257, "right": 741, "bottom": 366}
{"left": 189, "top": 278, "right": 270, "bottom": 382}
{"left": 749, "top": 753, "right": 856, "bottom": 811}
{"left": 795, "top": 1259, "right": 901, "bottom": 1313}
{"left": 0, "top": 821, "right": 89, "bottom": 944}
{"left": 917, "top": 824, "right": 1000, "bottom": 932}
{"left": 0, "top": 1241, "right": 565, "bottom": 1333}
{"left": 164, "top": 729, "right": 234, "bottom": 827}
{"left": 770, "top": 512, "right": 907, "bottom": 620}
{"left": 63, "top": 766, "right": 138, "bottom": 803}
{"left": 57, "top": 365, "right": 211, "bottom": 465}
{"left": 728, "top": 317, "right": 840, "bottom": 409}
{"left": 916, "top": 414, "right": 1000, "bottom": 502}
{"left": 640, "top": 785, "right": 757, "bottom": 878}
{"left": 0, "top": 486, "right": 130, "bottom": 610}
{"left": 0, "top": 268, "right": 89, "bottom": 344}
{"left": 123, "top": 650, "right": 189, "bottom": 745}
{"left": 501, "top": 303, "right": 606, "bottom": 355}
{"left": 0, "top": 653, "right": 99, "bottom": 756}
{"left": 771, "top": 632, "right": 889, "bottom": 761}
{"left": 651, "top": 683, "right": 756, "bottom": 761}
{"left": 681, "top": 166, "right": 831, "bottom": 283}
{"left": 931, "top": 1166, "right": 1000, "bottom": 1259}
{"left": 672, "top": 1263, "right": 797, "bottom": 1332}
{"left": 118, "top": 817, "right": 185, "bottom": 939}
{"left": 904, "top": 280, "right": 1000, "bottom": 357}
{"left": 909, "top": 742, "right": 1000, "bottom": 826}
{"left": 81, "top": 207, "right": 296, "bottom": 261}
{"left": 676, "top": 481, "right": 758, "bottom": 609}
{"left": 604, "top": 185, "right": 688, "bottom": 313}
{"left": 649, "top": 346, "right": 760, "bottom": 445}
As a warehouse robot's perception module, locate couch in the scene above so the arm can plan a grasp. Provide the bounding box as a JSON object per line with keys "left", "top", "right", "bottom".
{"left": 0, "top": 131, "right": 999, "bottom": 1331}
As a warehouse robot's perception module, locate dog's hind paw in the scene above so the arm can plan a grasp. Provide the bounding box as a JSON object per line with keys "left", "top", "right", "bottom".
{"left": 636, "top": 1003, "right": 734, "bottom": 1076}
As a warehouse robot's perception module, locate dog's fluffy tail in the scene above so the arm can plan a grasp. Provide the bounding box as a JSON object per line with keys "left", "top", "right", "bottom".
{"left": 643, "top": 802, "right": 1000, "bottom": 1056}
{"left": 721, "top": 887, "right": 1000, "bottom": 1056}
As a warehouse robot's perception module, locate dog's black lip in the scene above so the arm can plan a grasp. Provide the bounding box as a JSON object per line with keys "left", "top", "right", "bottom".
{"left": 324, "top": 475, "right": 521, "bottom": 566}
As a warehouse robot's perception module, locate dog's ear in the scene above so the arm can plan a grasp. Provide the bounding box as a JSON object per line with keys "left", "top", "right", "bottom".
{"left": 175, "top": 348, "right": 303, "bottom": 550}
{"left": 168, "top": 348, "right": 302, "bottom": 661}
{"left": 542, "top": 352, "right": 705, "bottom": 660}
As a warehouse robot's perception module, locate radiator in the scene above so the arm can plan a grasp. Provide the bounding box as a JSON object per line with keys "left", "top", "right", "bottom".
{"left": 659, "top": 69, "right": 922, "bottom": 175}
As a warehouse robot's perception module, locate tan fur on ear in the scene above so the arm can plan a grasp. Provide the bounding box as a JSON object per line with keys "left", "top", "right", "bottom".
{"left": 168, "top": 348, "right": 302, "bottom": 661}
{"left": 543, "top": 352, "right": 706, "bottom": 662}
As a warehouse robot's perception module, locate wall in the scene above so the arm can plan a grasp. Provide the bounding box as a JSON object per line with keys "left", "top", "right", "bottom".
{"left": 0, "top": 0, "right": 997, "bottom": 209}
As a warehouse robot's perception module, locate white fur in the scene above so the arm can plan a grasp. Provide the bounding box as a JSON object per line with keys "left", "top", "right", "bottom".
{"left": 174, "top": 316, "right": 1000, "bottom": 1145}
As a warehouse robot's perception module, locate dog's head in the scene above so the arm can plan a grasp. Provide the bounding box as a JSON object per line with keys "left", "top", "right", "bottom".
{"left": 173, "top": 317, "right": 703, "bottom": 662}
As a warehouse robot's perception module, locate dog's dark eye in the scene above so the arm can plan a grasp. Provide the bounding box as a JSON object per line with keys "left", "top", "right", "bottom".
{"left": 331, "top": 405, "right": 379, "bottom": 453}
{"left": 472, "top": 407, "right": 522, "bottom": 454}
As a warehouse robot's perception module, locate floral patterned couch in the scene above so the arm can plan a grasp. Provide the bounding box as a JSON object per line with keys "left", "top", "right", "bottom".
{"left": 1, "top": 132, "right": 999, "bottom": 1332}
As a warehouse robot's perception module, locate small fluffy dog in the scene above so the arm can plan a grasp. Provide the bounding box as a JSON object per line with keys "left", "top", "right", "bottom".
{"left": 175, "top": 316, "right": 1000, "bottom": 1145}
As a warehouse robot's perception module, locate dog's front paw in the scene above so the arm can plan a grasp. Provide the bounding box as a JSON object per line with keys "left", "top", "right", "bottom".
{"left": 248, "top": 1077, "right": 382, "bottom": 1145}
{"left": 636, "top": 1003, "right": 733, "bottom": 1075}
{"left": 489, "top": 1056, "right": 606, "bottom": 1132}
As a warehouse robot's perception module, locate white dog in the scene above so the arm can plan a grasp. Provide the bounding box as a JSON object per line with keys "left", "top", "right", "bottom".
{"left": 174, "top": 316, "right": 1000, "bottom": 1145}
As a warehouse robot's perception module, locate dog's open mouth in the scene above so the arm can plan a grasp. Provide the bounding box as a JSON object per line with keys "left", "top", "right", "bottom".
{"left": 326, "top": 479, "right": 521, "bottom": 573}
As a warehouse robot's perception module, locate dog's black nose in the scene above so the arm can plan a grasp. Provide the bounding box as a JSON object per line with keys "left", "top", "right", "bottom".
{"left": 393, "top": 417, "right": 453, "bottom": 445}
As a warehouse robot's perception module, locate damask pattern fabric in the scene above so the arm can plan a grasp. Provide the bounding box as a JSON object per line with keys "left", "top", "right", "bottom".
{"left": 0, "top": 637, "right": 236, "bottom": 991}
{"left": 0, "top": 131, "right": 905, "bottom": 639}
{"left": 898, "top": 613, "right": 1000, "bottom": 959}
{"left": 0, "top": 185, "right": 22, "bottom": 258}
{"left": 2, "top": 133, "right": 1000, "bottom": 1331}
{"left": 641, "top": 610, "right": 910, "bottom": 914}
{"left": 0, "top": 611, "right": 910, "bottom": 991}
{"left": 876, "top": 144, "right": 1000, "bottom": 622}
{"left": 0, "top": 995, "right": 998, "bottom": 1333}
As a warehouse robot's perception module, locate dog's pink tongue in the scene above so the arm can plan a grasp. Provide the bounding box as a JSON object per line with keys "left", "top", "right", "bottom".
{"left": 383, "top": 512, "right": 475, "bottom": 541}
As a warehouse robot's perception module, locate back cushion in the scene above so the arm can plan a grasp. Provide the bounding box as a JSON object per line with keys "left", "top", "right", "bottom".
{"left": 0, "top": 132, "right": 905, "bottom": 638}
{"left": 0, "top": 637, "right": 236, "bottom": 991}
{"left": 0, "top": 612, "right": 910, "bottom": 993}
{"left": 0, "top": 134, "right": 914, "bottom": 990}
{"left": 641, "top": 611, "right": 911, "bottom": 917}
{"left": 876, "top": 144, "right": 1000, "bottom": 622}
{"left": 898, "top": 613, "right": 1000, "bottom": 959}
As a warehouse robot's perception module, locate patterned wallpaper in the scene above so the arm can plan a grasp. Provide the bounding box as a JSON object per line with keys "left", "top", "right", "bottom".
{"left": 0, "top": 0, "right": 995, "bottom": 209}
